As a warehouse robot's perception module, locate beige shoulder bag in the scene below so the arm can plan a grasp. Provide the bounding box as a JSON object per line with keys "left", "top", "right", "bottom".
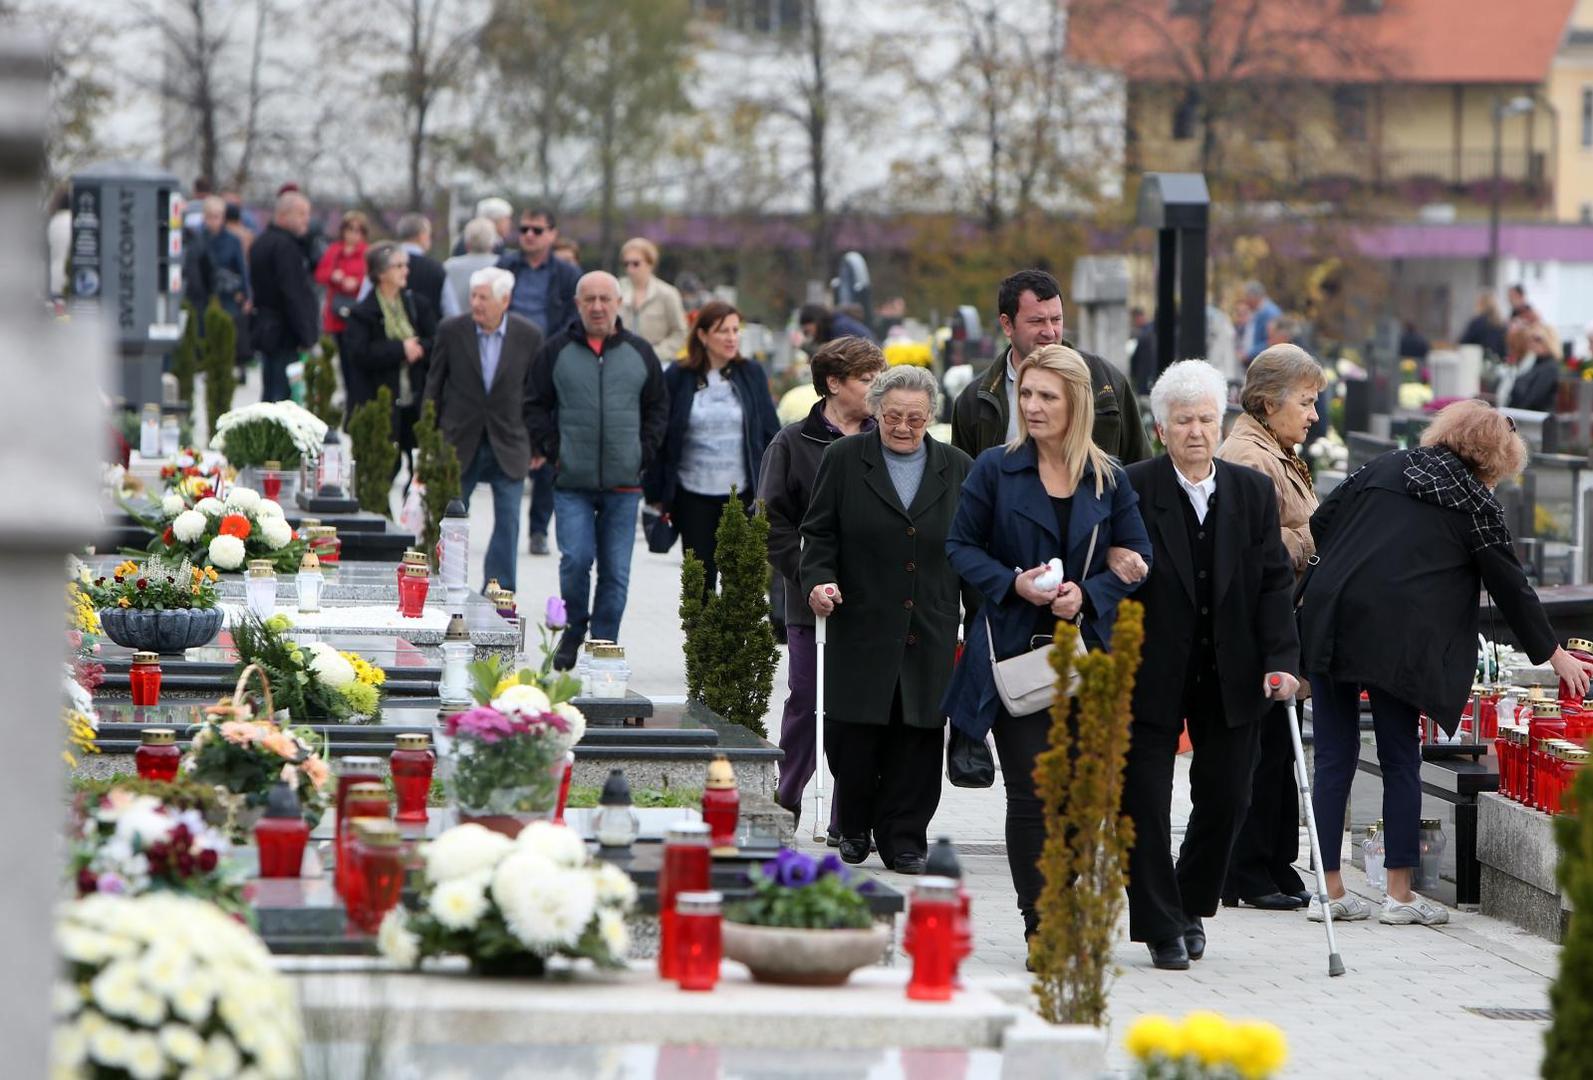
{"left": 986, "top": 525, "right": 1097, "bottom": 716}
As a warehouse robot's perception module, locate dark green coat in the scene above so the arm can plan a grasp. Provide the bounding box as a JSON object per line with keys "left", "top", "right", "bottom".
{"left": 799, "top": 432, "right": 973, "bottom": 729}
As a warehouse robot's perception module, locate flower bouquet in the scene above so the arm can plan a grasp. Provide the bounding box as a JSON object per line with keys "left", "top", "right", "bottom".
{"left": 157, "top": 446, "right": 226, "bottom": 508}
{"left": 62, "top": 663, "right": 99, "bottom": 769}
{"left": 1123, "top": 1011, "right": 1288, "bottom": 1079}
{"left": 721, "top": 847, "right": 887, "bottom": 985}
{"left": 378, "top": 821, "right": 637, "bottom": 977}
{"left": 53, "top": 892, "right": 302, "bottom": 1078}
{"left": 132, "top": 484, "right": 304, "bottom": 573}
{"left": 87, "top": 556, "right": 225, "bottom": 653}
{"left": 231, "top": 613, "right": 385, "bottom": 721}
{"left": 209, "top": 400, "right": 328, "bottom": 470}
{"left": 66, "top": 564, "right": 105, "bottom": 699}
{"left": 69, "top": 791, "right": 245, "bottom": 916}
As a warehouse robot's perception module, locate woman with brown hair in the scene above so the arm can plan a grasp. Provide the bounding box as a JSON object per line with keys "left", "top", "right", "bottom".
{"left": 646, "top": 300, "right": 781, "bottom": 593}
{"left": 1301, "top": 399, "right": 1593, "bottom": 926}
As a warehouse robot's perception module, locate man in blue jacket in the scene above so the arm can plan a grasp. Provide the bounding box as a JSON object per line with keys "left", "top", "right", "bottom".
{"left": 527, "top": 271, "right": 669, "bottom": 669}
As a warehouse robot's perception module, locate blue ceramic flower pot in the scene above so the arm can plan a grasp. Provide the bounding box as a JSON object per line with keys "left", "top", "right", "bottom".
{"left": 98, "top": 607, "right": 224, "bottom": 653}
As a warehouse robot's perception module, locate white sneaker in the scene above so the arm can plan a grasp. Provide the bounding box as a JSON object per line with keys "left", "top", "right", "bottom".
{"left": 1379, "top": 891, "right": 1450, "bottom": 926}
{"left": 1307, "top": 893, "right": 1372, "bottom": 922}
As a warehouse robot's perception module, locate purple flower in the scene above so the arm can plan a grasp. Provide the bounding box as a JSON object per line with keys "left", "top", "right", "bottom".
{"left": 817, "top": 853, "right": 849, "bottom": 881}
{"left": 544, "top": 595, "right": 567, "bottom": 630}
{"left": 763, "top": 848, "right": 818, "bottom": 889}
{"left": 96, "top": 873, "right": 127, "bottom": 895}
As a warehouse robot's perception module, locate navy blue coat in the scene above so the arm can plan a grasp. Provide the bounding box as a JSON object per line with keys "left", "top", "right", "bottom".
{"left": 646, "top": 359, "right": 781, "bottom": 509}
{"left": 942, "top": 441, "right": 1151, "bottom": 739}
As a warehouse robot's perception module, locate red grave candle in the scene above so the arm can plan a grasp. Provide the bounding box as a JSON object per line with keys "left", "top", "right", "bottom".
{"left": 658, "top": 822, "right": 712, "bottom": 980}
{"left": 338, "top": 781, "right": 391, "bottom": 899}
{"left": 261, "top": 461, "right": 283, "bottom": 501}
{"left": 398, "top": 563, "right": 430, "bottom": 618}
{"left": 701, "top": 754, "right": 740, "bottom": 854}
{"left": 673, "top": 891, "right": 723, "bottom": 991}
{"left": 346, "top": 818, "right": 405, "bottom": 933}
{"left": 1562, "top": 639, "right": 1593, "bottom": 703}
{"left": 134, "top": 728, "right": 181, "bottom": 781}
{"left": 389, "top": 734, "right": 435, "bottom": 823}
{"left": 129, "top": 652, "right": 162, "bottom": 707}
{"left": 553, "top": 750, "right": 575, "bottom": 825}
{"left": 905, "top": 877, "right": 960, "bottom": 1001}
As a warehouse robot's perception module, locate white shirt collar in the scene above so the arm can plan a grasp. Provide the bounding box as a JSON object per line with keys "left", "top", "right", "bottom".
{"left": 1174, "top": 461, "right": 1217, "bottom": 522}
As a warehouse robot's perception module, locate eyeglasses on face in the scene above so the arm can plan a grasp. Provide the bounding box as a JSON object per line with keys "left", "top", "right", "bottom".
{"left": 520, "top": 223, "right": 548, "bottom": 236}
{"left": 623, "top": 259, "right": 643, "bottom": 268}
{"left": 881, "top": 412, "right": 929, "bottom": 429}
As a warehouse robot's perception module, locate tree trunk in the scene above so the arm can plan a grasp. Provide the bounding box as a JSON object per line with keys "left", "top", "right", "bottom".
{"left": 407, "top": 0, "right": 425, "bottom": 208}
{"left": 806, "top": 1, "right": 830, "bottom": 283}
{"left": 190, "top": 0, "right": 220, "bottom": 184}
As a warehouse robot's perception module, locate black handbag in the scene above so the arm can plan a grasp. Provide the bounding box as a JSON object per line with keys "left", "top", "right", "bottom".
{"left": 331, "top": 291, "right": 361, "bottom": 321}
{"left": 643, "top": 505, "right": 679, "bottom": 554}
{"left": 946, "top": 727, "right": 995, "bottom": 788}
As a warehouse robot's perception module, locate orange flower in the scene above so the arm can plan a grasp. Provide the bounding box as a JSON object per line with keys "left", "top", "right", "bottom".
{"left": 303, "top": 756, "right": 330, "bottom": 789}
{"left": 260, "top": 730, "right": 299, "bottom": 759}
{"left": 219, "top": 720, "right": 260, "bottom": 745}
{"left": 218, "top": 514, "right": 252, "bottom": 540}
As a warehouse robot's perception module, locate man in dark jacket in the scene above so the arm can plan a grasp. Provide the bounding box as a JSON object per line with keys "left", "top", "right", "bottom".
{"left": 528, "top": 271, "right": 668, "bottom": 668}
{"left": 1122, "top": 360, "right": 1299, "bottom": 972}
{"left": 423, "top": 266, "right": 543, "bottom": 593}
{"left": 498, "top": 206, "right": 581, "bottom": 555}
{"left": 798, "top": 303, "right": 878, "bottom": 346}
{"left": 952, "top": 269, "right": 1151, "bottom": 464}
{"left": 395, "top": 212, "right": 447, "bottom": 317}
{"left": 248, "top": 191, "right": 319, "bottom": 401}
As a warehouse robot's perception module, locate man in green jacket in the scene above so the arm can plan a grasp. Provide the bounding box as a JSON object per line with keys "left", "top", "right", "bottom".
{"left": 951, "top": 268, "right": 1152, "bottom": 465}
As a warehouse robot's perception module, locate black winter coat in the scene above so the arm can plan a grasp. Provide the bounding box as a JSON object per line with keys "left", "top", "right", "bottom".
{"left": 248, "top": 224, "right": 318, "bottom": 355}
{"left": 646, "top": 359, "right": 782, "bottom": 509}
{"left": 800, "top": 433, "right": 973, "bottom": 728}
{"left": 342, "top": 289, "right": 439, "bottom": 414}
{"left": 1299, "top": 448, "right": 1557, "bottom": 733}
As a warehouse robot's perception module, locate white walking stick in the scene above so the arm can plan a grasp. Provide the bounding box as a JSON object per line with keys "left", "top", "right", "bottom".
{"left": 813, "top": 611, "right": 828, "bottom": 843}
{"left": 1273, "top": 675, "right": 1345, "bottom": 977}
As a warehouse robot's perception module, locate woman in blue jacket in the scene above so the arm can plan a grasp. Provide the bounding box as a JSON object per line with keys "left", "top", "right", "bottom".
{"left": 646, "top": 300, "right": 781, "bottom": 593}
{"left": 944, "top": 343, "right": 1151, "bottom": 945}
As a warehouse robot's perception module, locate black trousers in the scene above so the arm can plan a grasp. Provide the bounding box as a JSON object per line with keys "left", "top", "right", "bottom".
{"left": 673, "top": 488, "right": 751, "bottom": 596}
{"left": 989, "top": 703, "right": 1060, "bottom": 921}
{"left": 1224, "top": 702, "right": 1306, "bottom": 898}
{"left": 1123, "top": 709, "right": 1261, "bottom": 944}
{"left": 825, "top": 683, "right": 942, "bottom": 864}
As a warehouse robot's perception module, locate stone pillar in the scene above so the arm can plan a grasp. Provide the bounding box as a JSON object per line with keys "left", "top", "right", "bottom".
{"left": 0, "top": 33, "right": 110, "bottom": 1074}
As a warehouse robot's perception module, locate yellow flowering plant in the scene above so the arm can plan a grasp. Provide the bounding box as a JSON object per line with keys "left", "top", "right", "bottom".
{"left": 1124, "top": 1011, "right": 1288, "bottom": 1079}
{"left": 230, "top": 614, "right": 386, "bottom": 723}
{"left": 83, "top": 556, "right": 221, "bottom": 612}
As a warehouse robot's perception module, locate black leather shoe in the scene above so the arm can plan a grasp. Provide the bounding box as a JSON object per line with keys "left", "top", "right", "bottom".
{"left": 1149, "top": 938, "right": 1189, "bottom": 970}
{"left": 1289, "top": 890, "right": 1313, "bottom": 906}
{"left": 528, "top": 532, "right": 549, "bottom": 556}
{"left": 1220, "top": 895, "right": 1239, "bottom": 909}
{"left": 1239, "top": 892, "right": 1307, "bottom": 911}
{"left": 893, "top": 852, "right": 926, "bottom": 875}
{"left": 553, "top": 630, "right": 583, "bottom": 672}
{"left": 838, "top": 837, "right": 869, "bottom": 864}
{"left": 825, "top": 829, "right": 841, "bottom": 848}
{"left": 1184, "top": 917, "right": 1206, "bottom": 961}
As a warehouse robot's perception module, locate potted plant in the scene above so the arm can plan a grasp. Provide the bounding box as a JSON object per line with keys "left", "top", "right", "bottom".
{"left": 378, "top": 821, "right": 637, "bottom": 977}
{"left": 722, "top": 847, "right": 888, "bottom": 985}
{"left": 85, "top": 556, "right": 225, "bottom": 653}
{"left": 232, "top": 613, "right": 386, "bottom": 722}
{"left": 209, "top": 399, "right": 328, "bottom": 472}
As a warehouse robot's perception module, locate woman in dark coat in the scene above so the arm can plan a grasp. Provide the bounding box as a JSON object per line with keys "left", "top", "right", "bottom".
{"left": 943, "top": 343, "right": 1151, "bottom": 945}
{"left": 646, "top": 300, "right": 781, "bottom": 593}
{"left": 1301, "top": 400, "right": 1592, "bottom": 927}
{"left": 342, "top": 241, "right": 438, "bottom": 465}
{"left": 801, "top": 365, "right": 972, "bottom": 874}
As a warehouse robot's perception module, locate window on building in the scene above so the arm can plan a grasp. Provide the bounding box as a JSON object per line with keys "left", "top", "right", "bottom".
{"left": 1172, "top": 90, "right": 1200, "bottom": 141}
{"left": 1334, "top": 86, "right": 1370, "bottom": 141}
{"left": 1169, "top": 0, "right": 1213, "bottom": 15}
{"left": 692, "top": 0, "right": 804, "bottom": 34}
{"left": 1582, "top": 87, "right": 1592, "bottom": 148}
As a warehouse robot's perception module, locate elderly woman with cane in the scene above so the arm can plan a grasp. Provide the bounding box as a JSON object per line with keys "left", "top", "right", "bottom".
{"left": 801, "top": 365, "right": 972, "bottom": 873}
{"left": 1302, "top": 399, "right": 1593, "bottom": 926}
{"left": 944, "top": 343, "right": 1151, "bottom": 945}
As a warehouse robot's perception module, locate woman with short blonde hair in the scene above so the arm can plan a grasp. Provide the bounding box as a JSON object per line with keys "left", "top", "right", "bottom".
{"left": 618, "top": 235, "right": 688, "bottom": 360}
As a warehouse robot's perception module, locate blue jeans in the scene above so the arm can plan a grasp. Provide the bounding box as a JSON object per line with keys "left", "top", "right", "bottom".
{"left": 553, "top": 489, "right": 642, "bottom": 642}
{"left": 527, "top": 461, "right": 555, "bottom": 538}
{"left": 1309, "top": 677, "right": 1422, "bottom": 872}
{"left": 460, "top": 440, "right": 523, "bottom": 593}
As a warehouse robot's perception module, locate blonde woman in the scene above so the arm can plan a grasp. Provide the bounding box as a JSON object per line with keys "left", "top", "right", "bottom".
{"left": 618, "top": 237, "right": 689, "bottom": 360}
{"left": 944, "top": 343, "right": 1151, "bottom": 946}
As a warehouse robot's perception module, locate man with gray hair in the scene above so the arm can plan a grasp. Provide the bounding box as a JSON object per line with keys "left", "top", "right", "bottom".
{"left": 423, "top": 266, "right": 544, "bottom": 592}
{"left": 442, "top": 218, "right": 501, "bottom": 319}
{"left": 247, "top": 190, "right": 318, "bottom": 401}
{"left": 452, "top": 196, "right": 513, "bottom": 256}
{"left": 1241, "top": 280, "right": 1282, "bottom": 362}
{"left": 395, "top": 212, "right": 446, "bottom": 316}
{"left": 528, "top": 270, "right": 669, "bottom": 668}
{"left": 1120, "top": 359, "right": 1299, "bottom": 971}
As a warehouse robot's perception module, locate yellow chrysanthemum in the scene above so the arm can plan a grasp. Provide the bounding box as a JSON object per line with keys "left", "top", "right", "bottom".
{"left": 493, "top": 676, "right": 521, "bottom": 698}
{"left": 1231, "top": 1020, "right": 1288, "bottom": 1079}
{"left": 1180, "top": 1011, "right": 1236, "bottom": 1067}
{"left": 1123, "top": 1014, "right": 1182, "bottom": 1061}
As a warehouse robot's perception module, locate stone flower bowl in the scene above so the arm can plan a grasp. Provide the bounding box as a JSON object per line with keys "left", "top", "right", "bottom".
{"left": 99, "top": 606, "right": 224, "bottom": 654}
{"left": 721, "top": 921, "right": 890, "bottom": 986}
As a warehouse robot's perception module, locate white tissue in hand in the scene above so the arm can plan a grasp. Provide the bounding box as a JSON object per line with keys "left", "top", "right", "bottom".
{"left": 1034, "top": 558, "right": 1064, "bottom": 591}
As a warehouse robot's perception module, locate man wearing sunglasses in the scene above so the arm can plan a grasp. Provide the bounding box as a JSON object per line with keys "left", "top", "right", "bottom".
{"left": 498, "top": 208, "right": 583, "bottom": 554}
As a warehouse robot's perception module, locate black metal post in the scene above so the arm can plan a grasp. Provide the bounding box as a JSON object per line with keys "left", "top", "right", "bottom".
{"left": 1155, "top": 227, "right": 1177, "bottom": 375}
{"left": 1178, "top": 225, "right": 1208, "bottom": 364}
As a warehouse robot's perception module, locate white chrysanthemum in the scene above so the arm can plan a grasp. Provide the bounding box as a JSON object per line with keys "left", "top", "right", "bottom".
{"left": 161, "top": 493, "right": 186, "bottom": 516}
{"left": 492, "top": 855, "right": 596, "bottom": 950}
{"left": 128, "top": 991, "right": 166, "bottom": 1027}
{"left": 135, "top": 942, "right": 192, "bottom": 999}
{"left": 594, "top": 863, "right": 639, "bottom": 909}
{"left": 159, "top": 1024, "right": 205, "bottom": 1065}
{"left": 254, "top": 1034, "right": 297, "bottom": 1080}
{"left": 223, "top": 487, "right": 260, "bottom": 512}
{"left": 552, "top": 701, "right": 586, "bottom": 746}
{"left": 258, "top": 517, "right": 293, "bottom": 551}
{"left": 423, "top": 824, "right": 513, "bottom": 884}
{"left": 376, "top": 909, "right": 419, "bottom": 969}
{"left": 53, "top": 981, "right": 81, "bottom": 1018}
{"left": 516, "top": 821, "right": 587, "bottom": 868}
{"left": 203, "top": 1033, "right": 240, "bottom": 1077}
{"left": 256, "top": 498, "right": 285, "bottom": 519}
{"left": 88, "top": 1020, "right": 132, "bottom": 1068}
{"left": 195, "top": 497, "right": 224, "bottom": 516}
{"left": 597, "top": 908, "right": 629, "bottom": 957}
{"left": 168, "top": 973, "right": 215, "bottom": 1026}
{"left": 90, "top": 961, "right": 142, "bottom": 1020}
{"left": 207, "top": 535, "right": 245, "bottom": 570}
{"left": 52, "top": 1018, "right": 88, "bottom": 1067}
{"left": 306, "top": 643, "right": 356, "bottom": 688}
{"left": 124, "top": 1031, "right": 166, "bottom": 1080}
{"left": 429, "top": 875, "right": 490, "bottom": 931}
{"left": 491, "top": 682, "right": 551, "bottom": 716}
{"left": 171, "top": 510, "right": 208, "bottom": 543}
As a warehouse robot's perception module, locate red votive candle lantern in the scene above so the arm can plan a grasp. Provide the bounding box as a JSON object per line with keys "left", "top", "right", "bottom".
{"left": 255, "top": 780, "right": 310, "bottom": 878}
{"left": 307, "top": 525, "right": 341, "bottom": 565}
{"left": 1562, "top": 639, "right": 1593, "bottom": 703}
{"left": 389, "top": 733, "right": 435, "bottom": 823}
{"left": 261, "top": 460, "right": 283, "bottom": 501}
{"left": 347, "top": 817, "right": 405, "bottom": 933}
{"left": 673, "top": 891, "right": 723, "bottom": 991}
{"left": 553, "top": 750, "right": 575, "bottom": 825}
{"left": 338, "top": 780, "right": 391, "bottom": 899}
{"left": 905, "top": 876, "right": 961, "bottom": 1001}
{"left": 129, "top": 652, "right": 163, "bottom": 707}
{"left": 398, "top": 562, "right": 430, "bottom": 618}
{"left": 701, "top": 754, "right": 740, "bottom": 854}
{"left": 134, "top": 728, "right": 181, "bottom": 781}
{"left": 658, "top": 822, "right": 712, "bottom": 980}
{"left": 1529, "top": 703, "right": 1566, "bottom": 811}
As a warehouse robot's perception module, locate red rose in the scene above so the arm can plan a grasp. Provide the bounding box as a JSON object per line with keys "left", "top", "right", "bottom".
{"left": 219, "top": 514, "right": 252, "bottom": 540}
{"left": 197, "top": 848, "right": 218, "bottom": 872}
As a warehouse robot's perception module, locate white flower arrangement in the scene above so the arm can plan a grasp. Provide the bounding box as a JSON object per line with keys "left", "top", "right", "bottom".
{"left": 160, "top": 493, "right": 185, "bottom": 516}
{"left": 171, "top": 510, "right": 207, "bottom": 544}
{"left": 258, "top": 516, "right": 294, "bottom": 551}
{"left": 306, "top": 642, "right": 357, "bottom": 689}
{"left": 54, "top": 892, "right": 302, "bottom": 1079}
{"left": 141, "top": 488, "right": 303, "bottom": 573}
{"left": 1306, "top": 431, "right": 1349, "bottom": 473}
{"left": 208, "top": 535, "right": 246, "bottom": 570}
{"left": 210, "top": 401, "right": 328, "bottom": 466}
{"left": 70, "top": 792, "right": 243, "bottom": 914}
{"left": 223, "top": 486, "right": 261, "bottom": 513}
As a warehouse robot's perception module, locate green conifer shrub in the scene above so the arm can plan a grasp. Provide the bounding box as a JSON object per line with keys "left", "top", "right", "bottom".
{"left": 304, "top": 335, "right": 341, "bottom": 429}
{"left": 412, "top": 399, "right": 460, "bottom": 563}
{"left": 1546, "top": 764, "right": 1593, "bottom": 1076}
{"left": 201, "top": 298, "right": 236, "bottom": 440}
{"left": 349, "top": 386, "right": 398, "bottom": 518}
{"left": 171, "top": 300, "right": 200, "bottom": 406}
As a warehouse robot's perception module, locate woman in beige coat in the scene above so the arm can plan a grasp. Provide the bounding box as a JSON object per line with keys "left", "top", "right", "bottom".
{"left": 1219, "top": 342, "right": 1327, "bottom": 910}
{"left": 618, "top": 237, "right": 689, "bottom": 361}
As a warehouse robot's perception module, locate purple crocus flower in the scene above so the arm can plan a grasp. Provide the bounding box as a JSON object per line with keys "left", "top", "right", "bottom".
{"left": 544, "top": 595, "right": 568, "bottom": 630}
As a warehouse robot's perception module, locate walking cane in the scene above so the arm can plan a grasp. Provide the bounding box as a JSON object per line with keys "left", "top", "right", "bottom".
{"left": 813, "top": 609, "right": 829, "bottom": 844}
{"left": 1272, "top": 674, "right": 1346, "bottom": 977}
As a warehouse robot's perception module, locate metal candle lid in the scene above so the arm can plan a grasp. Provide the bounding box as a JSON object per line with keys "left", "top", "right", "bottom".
{"left": 247, "top": 560, "right": 277, "bottom": 577}
{"left": 401, "top": 549, "right": 429, "bottom": 566}
{"left": 300, "top": 517, "right": 323, "bottom": 530}
{"left": 599, "top": 767, "right": 633, "bottom": 806}
{"left": 403, "top": 562, "right": 431, "bottom": 578}
{"left": 307, "top": 525, "right": 339, "bottom": 539}
{"left": 349, "top": 817, "right": 401, "bottom": 845}
{"left": 346, "top": 782, "right": 389, "bottom": 800}
{"left": 592, "top": 644, "right": 625, "bottom": 659}
{"left": 443, "top": 612, "right": 470, "bottom": 641}
{"left": 1528, "top": 687, "right": 1555, "bottom": 702}
{"left": 1569, "top": 638, "right": 1593, "bottom": 653}
{"left": 1419, "top": 818, "right": 1442, "bottom": 830}
{"left": 582, "top": 639, "right": 615, "bottom": 654}
{"left": 1534, "top": 702, "right": 1563, "bottom": 719}
{"left": 704, "top": 754, "right": 736, "bottom": 790}
{"left": 264, "top": 459, "right": 281, "bottom": 470}
{"left": 140, "top": 728, "right": 175, "bottom": 745}
{"left": 131, "top": 651, "right": 160, "bottom": 665}
{"left": 299, "top": 551, "right": 321, "bottom": 572}
{"left": 394, "top": 733, "right": 431, "bottom": 751}
{"left": 665, "top": 822, "right": 712, "bottom": 844}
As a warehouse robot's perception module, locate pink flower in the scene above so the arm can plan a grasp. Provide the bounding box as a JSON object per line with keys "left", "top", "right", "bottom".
{"left": 220, "top": 720, "right": 260, "bottom": 745}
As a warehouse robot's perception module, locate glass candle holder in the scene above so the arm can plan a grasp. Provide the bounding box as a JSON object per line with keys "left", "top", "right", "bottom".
{"left": 554, "top": 750, "right": 575, "bottom": 825}
{"left": 245, "top": 560, "right": 278, "bottom": 619}
{"left": 135, "top": 727, "right": 180, "bottom": 781}
{"left": 439, "top": 500, "right": 470, "bottom": 608}
{"left": 333, "top": 761, "right": 385, "bottom": 893}
{"left": 139, "top": 403, "right": 161, "bottom": 458}
{"left": 297, "top": 550, "right": 324, "bottom": 613}
{"left": 674, "top": 891, "right": 723, "bottom": 991}
{"left": 905, "top": 876, "right": 960, "bottom": 1001}
{"left": 398, "top": 563, "right": 430, "bottom": 618}
{"left": 129, "top": 652, "right": 163, "bottom": 707}
{"left": 347, "top": 818, "right": 405, "bottom": 933}
{"left": 159, "top": 416, "right": 181, "bottom": 457}
{"left": 701, "top": 755, "right": 739, "bottom": 854}
{"left": 256, "top": 813, "right": 310, "bottom": 877}
{"left": 261, "top": 460, "right": 283, "bottom": 501}
{"left": 338, "top": 783, "right": 392, "bottom": 900}
{"left": 438, "top": 629, "right": 474, "bottom": 705}
{"left": 308, "top": 526, "right": 341, "bottom": 565}
{"left": 389, "top": 733, "right": 435, "bottom": 823}
{"left": 589, "top": 644, "right": 629, "bottom": 698}
{"left": 1564, "top": 639, "right": 1593, "bottom": 703}
{"left": 658, "top": 822, "right": 712, "bottom": 980}
{"left": 595, "top": 768, "right": 639, "bottom": 848}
